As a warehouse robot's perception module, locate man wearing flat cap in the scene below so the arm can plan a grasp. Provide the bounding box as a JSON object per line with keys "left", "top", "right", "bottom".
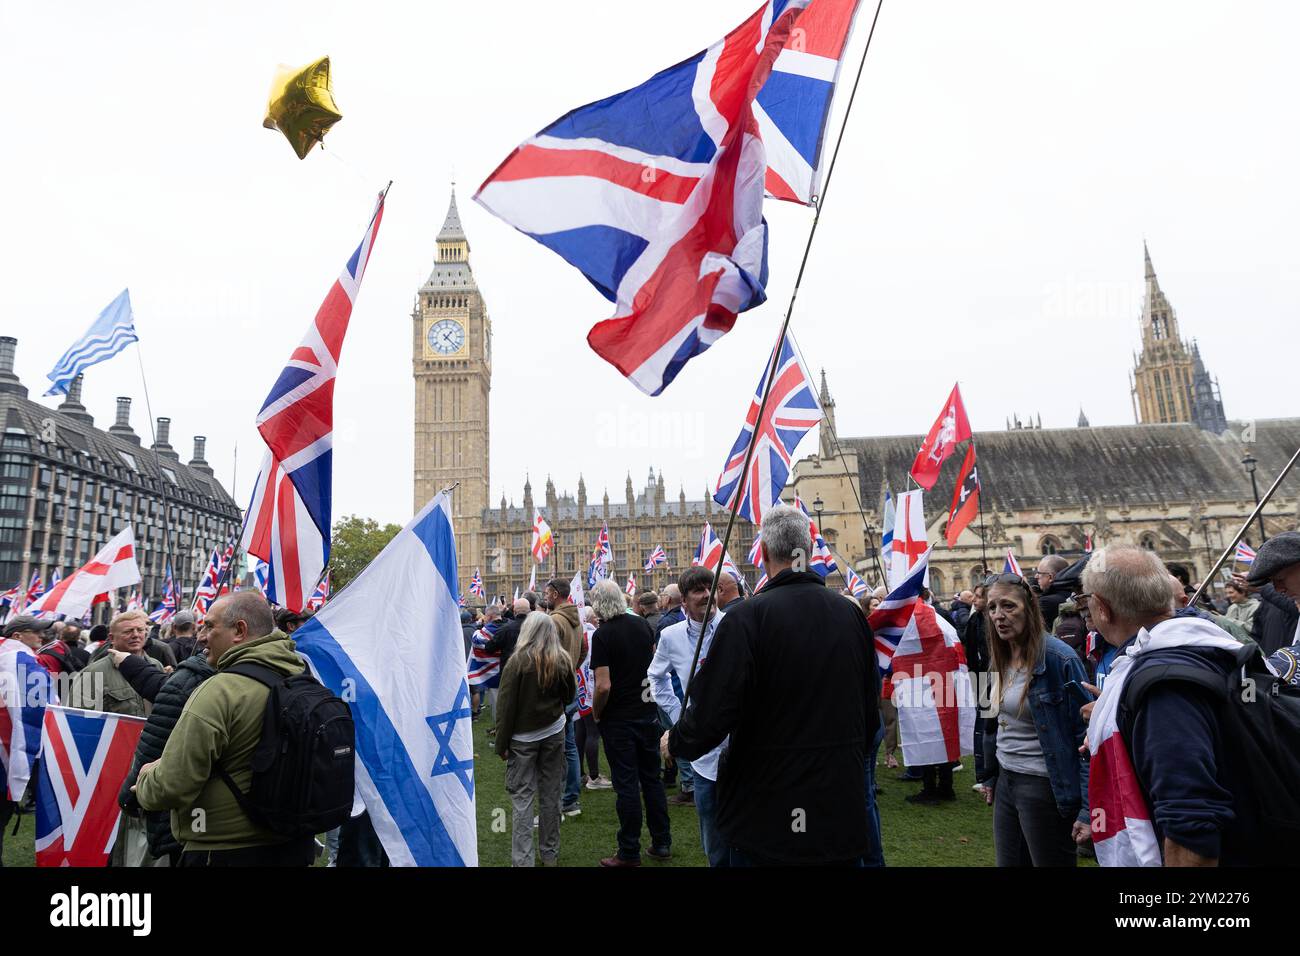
{"left": 1243, "top": 532, "right": 1300, "bottom": 685}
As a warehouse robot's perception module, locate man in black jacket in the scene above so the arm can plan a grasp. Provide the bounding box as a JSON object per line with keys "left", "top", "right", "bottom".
{"left": 1032, "top": 554, "right": 1072, "bottom": 631}
{"left": 485, "top": 598, "right": 529, "bottom": 674}
{"left": 665, "top": 504, "right": 879, "bottom": 865}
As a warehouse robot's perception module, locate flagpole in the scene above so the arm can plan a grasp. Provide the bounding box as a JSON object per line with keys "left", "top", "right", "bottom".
{"left": 133, "top": 340, "right": 176, "bottom": 608}
{"left": 1190, "top": 443, "right": 1300, "bottom": 607}
{"left": 976, "top": 471, "right": 989, "bottom": 576}
{"left": 683, "top": 0, "right": 888, "bottom": 707}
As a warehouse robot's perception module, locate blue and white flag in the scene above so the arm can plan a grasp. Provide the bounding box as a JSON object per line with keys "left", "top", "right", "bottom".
{"left": 45, "top": 289, "right": 139, "bottom": 396}
{"left": 293, "top": 492, "right": 477, "bottom": 867}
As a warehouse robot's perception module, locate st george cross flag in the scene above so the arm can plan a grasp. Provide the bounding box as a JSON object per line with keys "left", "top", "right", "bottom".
{"left": 843, "top": 562, "right": 870, "bottom": 598}
{"left": 888, "top": 490, "right": 928, "bottom": 589}
{"left": 31, "top": 527, "right": 141, "bottom": 620}
{"left": 793, "top": 493, "right": 836, "bottom": 577}
{"left": 527, "top": 563, "right": 537, "bottom": 593}
{"left": 587, "top": 523, "right": 613, "bottom": 589}
{"left": 714, "top": 333, "right": 820, "bottom": 527}
{"left": 945, "top": 442, "right": 980, "bottom": 547}
{"left": 34, "top": 706, "right": 145, "bottom": 867}
{"left": 757, "top": 0, "right": 865, "bottom": 205}
{"left": 909, "top": 384, "right": 973, "bottom": 491}
{"left": 1235, "top": 541, "right": 1257, "bottom": 565}
{"left": 242, "top": 190, "right": 387, "bottom": 613}
{"left": 644, "top": 546, "right": 667, "bottom": 572}
{"left": 44, "top": 289, "right": 138, "bottom": 396}
{"left": 869, "top": 548, "right": 975, "bottom": 766}
{"left": 625, "top": 573, "right": 637, "bottom": 596}
{"left": 531, "top": 510, "right": 554, "bottom": 563}
{"left": 125, "top": 589, "right": 143, "bottom": 612}
{"left": 477, "top": 0, "right": 846, "bottom": 395}
{"left": 1, "top": 636, "right": 57, "bottom": 800}
{"left": 293, "top": 492, "right": 477, "bottom": 866}
{"left": 1086, "top": 616, "right": 1241, "bottom": 866}
{"left": 1003, "top": 549, "right": 1022, "bottom": 576}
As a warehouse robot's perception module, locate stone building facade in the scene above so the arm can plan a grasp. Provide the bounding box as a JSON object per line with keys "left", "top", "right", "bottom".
{"left": 0, "top": 337, "right": 241, "bottom": 608}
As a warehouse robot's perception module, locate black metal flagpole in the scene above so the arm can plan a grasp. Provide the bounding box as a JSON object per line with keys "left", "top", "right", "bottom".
{"left": 682, "top": 0, "right": 888, "bottom": 705}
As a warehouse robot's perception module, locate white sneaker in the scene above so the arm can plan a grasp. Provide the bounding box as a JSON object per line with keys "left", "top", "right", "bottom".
{"left": 952, "top": 763, "right": 964, "bottom": 772}
{"left": 585, "top": 776, "right": 613, "bottom": 790}
{"left": 972, "top": 783, "right": 986, "bottom": 793}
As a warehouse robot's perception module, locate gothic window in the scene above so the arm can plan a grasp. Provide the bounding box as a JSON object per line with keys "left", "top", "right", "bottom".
{"left": 1040, "top": 536, "right": 1060, "bottom": 555}
{"left": 1140, "top": 533, "right": 1158, "bottom": 551}
{"left": 970, "top": 565, "right": 986, "bottom": 588}
{"left": 929, "top": 569, "right": 946, "bottom": 597}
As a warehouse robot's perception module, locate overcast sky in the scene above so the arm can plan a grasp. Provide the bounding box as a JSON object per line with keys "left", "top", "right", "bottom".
{"left": 3, "top": 1, "right": 1296, "bottom": 529}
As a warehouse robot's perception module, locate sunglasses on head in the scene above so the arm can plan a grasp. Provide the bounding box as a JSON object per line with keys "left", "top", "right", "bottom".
{"left": 984, "top": 572, "right": 1029, "bottom": 589}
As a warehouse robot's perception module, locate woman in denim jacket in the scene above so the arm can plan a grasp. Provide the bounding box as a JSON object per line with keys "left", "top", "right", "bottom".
{"left": 981, "top": 573, "right": 1090, "bottom": 866}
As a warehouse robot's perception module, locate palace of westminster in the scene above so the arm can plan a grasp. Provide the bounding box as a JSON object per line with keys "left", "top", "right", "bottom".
{"left": 413, "top": 190, "right": 1298, "bottom": 600}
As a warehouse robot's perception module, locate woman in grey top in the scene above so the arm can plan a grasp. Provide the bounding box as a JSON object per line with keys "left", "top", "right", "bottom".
{"left": 981, "top": 574, "right": 1092, "bottom": 867}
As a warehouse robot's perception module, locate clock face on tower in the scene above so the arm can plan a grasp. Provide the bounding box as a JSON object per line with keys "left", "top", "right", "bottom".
{"left": 427, "top": 319, "right": 465, "bottom": 356}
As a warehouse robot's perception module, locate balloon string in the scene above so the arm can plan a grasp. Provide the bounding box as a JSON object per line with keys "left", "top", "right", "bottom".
{"left": 322, "top": 146, "right": 374, "bottom": 187}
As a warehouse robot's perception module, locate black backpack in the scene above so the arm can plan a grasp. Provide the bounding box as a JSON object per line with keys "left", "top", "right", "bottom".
{"left": 1119, "top": 643, "right": 1300, "bottom": 864}
{"left": 216, "top": 662, "right": 356, "bottom": 838}
{"left": 38, "top": 640, "right": 85, "bottom": 674}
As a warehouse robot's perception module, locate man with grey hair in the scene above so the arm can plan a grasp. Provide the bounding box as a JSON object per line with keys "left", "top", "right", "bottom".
{"left": 1033, "top": 553, "right": 1072, "bottom": 631}
{"left": 665, "top": 504, "right": 880, "bottom": 865}
{"left": 1081, "top": 545, "right": 1248, "bottom": 865}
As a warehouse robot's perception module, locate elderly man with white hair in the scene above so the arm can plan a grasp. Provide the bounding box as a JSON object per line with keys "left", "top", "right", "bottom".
{"left": 665, "top": 504, "right": 880, "bottom": 866}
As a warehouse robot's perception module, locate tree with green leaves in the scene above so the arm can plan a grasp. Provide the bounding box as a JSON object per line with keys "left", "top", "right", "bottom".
{"left": 330, "top": 515, "right": 402, "bottom": 591}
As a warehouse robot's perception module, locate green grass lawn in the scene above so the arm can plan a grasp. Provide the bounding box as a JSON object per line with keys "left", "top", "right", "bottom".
{"left": 3, "top": 717, "right": 1015, "bottom": 867}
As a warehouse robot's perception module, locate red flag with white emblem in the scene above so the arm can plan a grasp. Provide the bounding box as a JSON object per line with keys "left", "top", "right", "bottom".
{"left": 909, "top": 384, "right": 972, "bottom": 490}
{"left": 945, "top": 443, "right": 980, "bottom": 547}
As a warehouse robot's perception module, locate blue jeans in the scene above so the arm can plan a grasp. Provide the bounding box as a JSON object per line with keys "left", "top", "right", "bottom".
{"left": 563, "top": 700, "right": 581, "bottom": 809}
{"left": 863, "top": 723, "right": 885, "bottom": 867}
{"left": 692, "top": 773, "right": 728, "bottom": 867}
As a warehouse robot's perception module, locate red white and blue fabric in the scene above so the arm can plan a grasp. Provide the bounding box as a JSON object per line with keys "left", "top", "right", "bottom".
{"left": 693, "top": 522, "right": 741, "bottom": 579}
{"left": 644, "top": 546, "right": 667, "bottom": 572}
{"left": 193, "top": 537, "right": 235, "bottom": 619}
{"left": 242, "top": 191, "right": 386, "bottom": 612}
{"left": 844, "top": 563, "right": 870, "bottom": 598}
{"left": 587, "top": 523, "right": 613, "bottom": 589}
{"left": 253, "top": 560, "right": 271, "bottom": 599}
{"left": 888, "top": 489, "right": 928, "bottom": 589}
{"left": 31, "top": 527, "right": 141, "bottom": 621}
{"left": 793, "top": 493, "right": 837, "bottom": 577}
{"left": 149, "top": 563, "right": 176, "bottom": 624}
{"left": 469, "top": 569, "right": 485, "bottom": 599}
{"left": 467, "top": 620, "right": 501, "bottom": 688}
{"left": 756, "top": 0, "right": 864, "bottom": 205}
{"left": 1003, "top": 549, "right": 1022, "bottom": 576}
{"left": 476, "top": 0, "right": 826, "bottom": 396}
{"left": 1235, "top": 541, "right": 1257, "bottom": 564}
{"left": 714, "top": 333, "right": 820, "bottom": 525}
{"left": 307, "top": 570, "right": 331, "bottom": 612}
{"left": 125, "top": 589, "right": 142, "bottom": 612}
{"left": 1086, "top": 617, "right": 1241, "bottom": 867}
{"left": 748, "top": 534, "right": 769, "bottom": 591}
{"left": 34, "top": 705, "right": 145, "bottom": 867}
{"left": 23, "top": 571, "right": 42, "bottom": 609}
{"left": 1, "top": 637, "right": 57, "bottom": 800}
{"left": 576, "top": 622, "right": 597, "bottom": 717}
{"left": 29, "top": 570, "right": 63, "bottom": 619}
{"left": 869, "top": 547, "right": 974, "bottom": 765}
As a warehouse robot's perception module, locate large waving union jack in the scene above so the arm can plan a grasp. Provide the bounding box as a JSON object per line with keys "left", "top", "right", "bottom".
{"left": 34, "top": 706, "right": 146, "bottom": 867}
{"left": 242, "top": 190, "right": 386, "bottom": 612}
{"left": 469, "top": 568, "right": 485, "bottom": 599}
{"left": 587, "top": 523, "right": 612, "bottom": 589}
{"left": 476, "top": 1, "right": 862, "bottom": 396}
{"left": 644, "top": 546, "right": 667, "bottom": 572}
{"left": 714, "top": 332, "right": 821, "bottom": 526}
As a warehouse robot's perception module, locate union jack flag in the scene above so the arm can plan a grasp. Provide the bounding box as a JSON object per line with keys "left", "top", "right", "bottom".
{"left": 28, "top": 569, "right": 62, "bottom": 619}
{"left": 1235, "top": 541, "right": 1257, "bottom": 565}
{"left": 644, "top": 546, "right": 668, "bottom": 572}
{"left": 714, "top": 333, "right": 821, "bottom": 527}
{"left": 253, "top": 560, "right": 271, "bottom": 599}
{"left": 467, "top": 621, "right": 501, "bottom": 688}
{"left": 587, "top": 523, "right": 613, "bottom": 589}
{"left": 477, "top": 1, "right": 863, "bottom": 396}
{"left": 125, "top": 588, "right": 143, "bottom": 612}
{"left": 1, "top": 637, "right": 57, "bottom": 801}
{"left": 844, "top": 563, "right": 870, "bottom": 598}
{"left": 469, "top": 568, "right": 485, "bottom": 599}
{"left": 149, "top": 563, "right": 177, "bottom": 624}
{"left": 242, "top": 189, "right": 387, "bottom": 612}
{"left": 23, "top": 571, "right": 42, "bottom": 610}
{"left": 694, "top": 522, "right": 741, "bottom": 579}
{"left": 793, "top": 493, "right": 837, "bottom": 577}
{"left": 306, "top": 569, "right": 331, "bottom": 611}
{"left": 34, "top": 706, "right": 146, "bottom": 867}
{"left": 1003, "top": 549, "right": 1022, "bottom": 577}
{"left": 868, "top": 547, "right": 933, "bottom": 678}
{"left": 193, "top": 536, "right": 236, "bottom": 619}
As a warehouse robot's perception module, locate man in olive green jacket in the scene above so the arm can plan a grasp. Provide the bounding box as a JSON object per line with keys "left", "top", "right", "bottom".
{"left": 134, "top": 591, "right": 314, "bottom": 867}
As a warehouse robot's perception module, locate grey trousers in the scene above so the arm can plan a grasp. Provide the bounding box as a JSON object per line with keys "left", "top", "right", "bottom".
{"left": 505, "top": 729, "right": 566, "bottom": 867}
{"left": 992, "top": 768, "right": 1077, "bottom": 867}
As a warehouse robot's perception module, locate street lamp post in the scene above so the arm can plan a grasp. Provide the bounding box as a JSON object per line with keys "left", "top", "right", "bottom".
{"left": 1242, "top": 455, "right": 1268, "bottom": 544}
{"left": 813, "top": 494, "right": 825, "bottom": 532}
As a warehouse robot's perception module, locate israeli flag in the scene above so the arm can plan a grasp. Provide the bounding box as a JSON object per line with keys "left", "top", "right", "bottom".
{"left": 45, "top": 289, "right": 139, "bottom": 396}
{"left": 294, "top": 492, "right": 477, "bottom": 866}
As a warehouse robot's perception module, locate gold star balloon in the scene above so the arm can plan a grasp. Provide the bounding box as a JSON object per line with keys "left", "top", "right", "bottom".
{"left": 263, "top": 56, "right": 342, "bottom": 160}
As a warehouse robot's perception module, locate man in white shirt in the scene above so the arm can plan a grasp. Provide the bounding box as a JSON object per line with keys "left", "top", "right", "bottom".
{"left": 649, "top": 567, "right": 728, "bottom": 866}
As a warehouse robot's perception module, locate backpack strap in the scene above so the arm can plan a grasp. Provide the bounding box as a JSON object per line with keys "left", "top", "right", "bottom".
{"left": 1117, "top": 659, "right": 1234, "bottom": 749}
{"left": 213, "top": 662, "right": 286, "bottom": 811}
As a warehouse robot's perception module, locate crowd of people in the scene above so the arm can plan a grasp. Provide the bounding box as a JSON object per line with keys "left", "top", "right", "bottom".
{"left": 3, "top": 509, "right": 1299, "bottom": 868}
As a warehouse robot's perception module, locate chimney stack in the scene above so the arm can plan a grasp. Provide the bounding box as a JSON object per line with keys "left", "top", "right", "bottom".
{"left": 189, "top": 435, "right": 214, "bottom": 475}
{"left": 57, "top": 373, "right": 94, "bottom": 426}
{"left": 108, "top": 396, "right": 141, "bottom": 445}
{"left": 152, "top": 416, "right": 179, "bottom": 460}
{"left": 0, "top": 336, "right": 27, "bottom": 398}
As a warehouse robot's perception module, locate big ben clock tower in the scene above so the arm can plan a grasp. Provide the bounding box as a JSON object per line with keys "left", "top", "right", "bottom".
{"left": 413, "top": 188, "right": 491, "bottom": 582}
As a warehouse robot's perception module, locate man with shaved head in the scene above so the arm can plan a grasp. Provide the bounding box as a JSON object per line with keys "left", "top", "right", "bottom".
{"left": 1032, "top": 554, "right": 1072, "bottom": 631}
{"left": 134, "top": 592, "right": 316, "bottom": 866}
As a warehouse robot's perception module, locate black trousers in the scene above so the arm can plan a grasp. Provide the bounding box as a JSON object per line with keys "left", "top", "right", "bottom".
{"left": 922, "top": 763, "right": 954, "bottom": 796}
{"left": 178, "top": 834, "right": 316, "bottom": 867}
{"left": 600, "top": 717, "right": 671, "bottom": 860}
{"left": 0, "top": 800, "right": 15, "bottom": 868}
{"left": 993, "top": 768, "right": 1077, "bottom": 867}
